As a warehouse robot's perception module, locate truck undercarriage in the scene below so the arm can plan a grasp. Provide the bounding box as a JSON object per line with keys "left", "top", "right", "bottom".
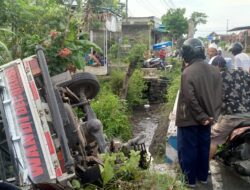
{"left": 0, "top": 46, "right": 107, "bottom": 189}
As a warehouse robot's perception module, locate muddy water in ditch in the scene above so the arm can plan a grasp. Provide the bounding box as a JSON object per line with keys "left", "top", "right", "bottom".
{"left": 131, "top": 104, "right": 161, "bottom": 149}
{"left": 131, "top": 104, "right": 179, "bottom": 175}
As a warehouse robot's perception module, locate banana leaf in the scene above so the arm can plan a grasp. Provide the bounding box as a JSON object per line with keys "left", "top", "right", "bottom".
{"left": 0, "top": 41, "right": 12, "bottom": 61}
{"left": 76, "top": 40, "right": 103, "bottom": 53}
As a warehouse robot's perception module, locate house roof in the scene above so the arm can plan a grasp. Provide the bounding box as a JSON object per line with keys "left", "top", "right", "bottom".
{"left": 122, "top": 16, "right": 161, "bottom": 26}
{"left": 228, "top": 26, "right": 250, "bottom": 32}
{"left": 207, "top": 32, "right": 218, "bottom": 37}
{"left": 153, "top": 24, "right": 168, "bottom": 33}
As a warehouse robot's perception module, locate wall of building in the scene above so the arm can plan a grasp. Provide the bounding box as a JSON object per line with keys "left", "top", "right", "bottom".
{"left": 122, "top": 24, "right": 150, "bottom": 43}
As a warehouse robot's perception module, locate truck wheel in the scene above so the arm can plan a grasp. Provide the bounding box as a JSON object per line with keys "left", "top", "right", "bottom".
{"left": 66, "top": 72, "right": 100, "bottom": 99}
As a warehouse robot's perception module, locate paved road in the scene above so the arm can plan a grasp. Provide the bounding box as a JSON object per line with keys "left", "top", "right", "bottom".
{"left": 194, "top": 160, "right": 250, "bottom": 190}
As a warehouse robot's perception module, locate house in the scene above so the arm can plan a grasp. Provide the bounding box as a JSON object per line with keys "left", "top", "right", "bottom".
{"left": 122, "top": 16, "right": 168, "bottom": 48}
{"left": 90, "top": 16, "right": 168, "bottom": 58}
{"left": 228, "top": 26, "right": 250, "bottom": 52}
{"left": 208, "top": 32, "right": 238, "bottom": 44}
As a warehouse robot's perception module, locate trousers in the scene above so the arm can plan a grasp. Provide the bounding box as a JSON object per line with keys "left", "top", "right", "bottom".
{"left": 177, "top": 125, "right": 211, "bottom": 185}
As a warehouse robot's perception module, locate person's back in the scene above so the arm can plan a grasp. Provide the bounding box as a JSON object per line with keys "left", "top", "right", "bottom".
{"left": 210, "top": 58, "right": 250, "bottom": 160}
{"left": 234, "top": 52, "right": 250, "bottom": 72}
{"left": 176, "top": 38, "right": 222, "bottom": 188}
{"left": 177, "top": 60, "right": 222, "bottom": 126}
{"left": 221, "top": 68, "right": 250, "bottom": 115}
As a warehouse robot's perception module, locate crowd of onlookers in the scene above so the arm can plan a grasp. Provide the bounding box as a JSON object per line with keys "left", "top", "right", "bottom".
{"left": 176, "top": 38, "right": 250, "bottom": 188}
{"left": 206, "top": 42, "right": 250, "bottom": 72}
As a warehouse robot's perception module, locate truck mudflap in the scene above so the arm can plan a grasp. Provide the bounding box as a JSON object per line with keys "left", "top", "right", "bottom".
{"left": 0, "top": 59, "right": 59, "bottom": 185}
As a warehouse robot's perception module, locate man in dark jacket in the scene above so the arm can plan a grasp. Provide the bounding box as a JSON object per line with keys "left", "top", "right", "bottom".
{"left": 176, "top": 38, "right": 222, "bottom": 188}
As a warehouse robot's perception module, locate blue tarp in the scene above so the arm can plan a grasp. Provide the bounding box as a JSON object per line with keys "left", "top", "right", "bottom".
{"left": 152, "top": 41, "right": 172, "bottom": 50}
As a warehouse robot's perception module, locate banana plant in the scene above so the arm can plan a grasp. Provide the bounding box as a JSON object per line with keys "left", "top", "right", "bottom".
{"left": 0, "top": 28, "right": 15, "bottom": 64}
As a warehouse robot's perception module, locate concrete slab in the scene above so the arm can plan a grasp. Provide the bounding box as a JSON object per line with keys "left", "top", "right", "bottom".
{"left": 84, "top": 65, "right": 108, "bottom": 76}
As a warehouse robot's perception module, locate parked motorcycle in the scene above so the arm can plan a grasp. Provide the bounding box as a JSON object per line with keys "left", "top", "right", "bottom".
{"left": 216, "top": 122, "right": 250, "bottom": 176}
{"left": 143, "top": 57, "right": 167, "bottom": 70}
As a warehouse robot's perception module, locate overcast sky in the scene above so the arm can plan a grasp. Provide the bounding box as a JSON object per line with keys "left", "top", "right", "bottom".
{"left": 121, "top": 0, "right": 250, "bottom": 37}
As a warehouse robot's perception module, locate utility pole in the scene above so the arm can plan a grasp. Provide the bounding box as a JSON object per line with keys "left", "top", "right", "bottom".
{"left": 188, "top": 19, "right": 195, "bottom": 38}
{"left": 126, "top": 0, "right": 128, "bottom": 21}
{"left": 226, "top": 19, "right": 229, "bottom": 34}
{"left": 226, "top": 19, "right": 229, "bottom": 44}
{"left": 148, "top": 20, "right": 154, "bottom": 51}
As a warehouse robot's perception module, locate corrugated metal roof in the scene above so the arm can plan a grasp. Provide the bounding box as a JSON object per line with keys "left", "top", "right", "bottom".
{"left": 228, "top": 26, "right": 250, "bottom": 32}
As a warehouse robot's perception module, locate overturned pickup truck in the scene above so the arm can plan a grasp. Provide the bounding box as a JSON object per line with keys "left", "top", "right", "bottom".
{"left": 0, "top": 46, "right": 109, "bottom": 189}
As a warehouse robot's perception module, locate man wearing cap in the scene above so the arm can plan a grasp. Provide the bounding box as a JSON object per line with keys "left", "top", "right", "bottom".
{"left": 210, "top": 56, "right": 250, "bottom": 160}
{"left": 207, "top": 43, "right": 218, "bottom": 64}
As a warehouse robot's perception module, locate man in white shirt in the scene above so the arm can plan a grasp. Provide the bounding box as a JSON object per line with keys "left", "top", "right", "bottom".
{"left": 230, "top": 42, "right": 250, "bottom": 73}
{"left": 207, "top": 43, "right": 218, "bottom": 64}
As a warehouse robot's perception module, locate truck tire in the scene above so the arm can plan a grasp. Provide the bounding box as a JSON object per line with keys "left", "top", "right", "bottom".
{"left": 66, "top": 72, "right": 100, "bottom": 99}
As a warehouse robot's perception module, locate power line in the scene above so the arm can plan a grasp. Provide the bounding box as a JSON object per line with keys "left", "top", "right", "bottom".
{"left": 160, "top": 0, "right": 170, "bottom": 10}
{"left": 133, "top": 0, "right": 162, "bottom": 17}
{"left": 144, "top": 0, "right": 165, "bottom": 15}
{"left": 168, "top": 0, "right": 175, "bottom": 8}
{"left": 162, "top": 0, "right": 172, "bottom": 9}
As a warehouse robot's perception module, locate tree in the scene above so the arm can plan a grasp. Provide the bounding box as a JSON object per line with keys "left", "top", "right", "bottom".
{"left": 0, "top": 28, "right": 15, "bottom": 64}
{"left": 0, "top": 0, "right": 101, "bottom": 73}
{"left": 82, "top": 0, "right": 122, "bottom": 31}
{"left": 120, "top": 43, "right": 146, "bottom": 99}
{"left": 0, "top": 0, "right": 67, "bottom": 59}
{"left": 190, "top": 12, "right": 207, "bottom": 32}
{"left": 161, "top": 8, "right": 188, "bottom": 40}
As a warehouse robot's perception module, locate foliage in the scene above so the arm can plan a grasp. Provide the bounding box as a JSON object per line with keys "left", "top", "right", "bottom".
{"left": 217, "top": 144, "right": 226, "bottom": 153}
{"left": 100, "top": 151, "right": 141, "bottom": 185}
{"left": 138, "top": 172, "right": 188, "bottom": 190}
{"left": 127, "top": 69, "right": 147, "bottom": 107}
{"left": 82, "top": 151, "right": 188, "bottom": 190}
{"left": 0, "top": 0, "right": 67, "bottom": 58}
{"left": 110, "top": 69, "right": 147, "bottom": 107}
{"left": 86, "top": 0, "right": 120, "bottom": 13}
{"left": 165, "top": 60, "right": 182, "bottom": 109}
{"left": 190, "top": 12, "right": 208, "bottom": 32}
{"left": 71, "top": 179, "right": 81, "bottom": 189}
{"left": 82, "top": 0, "right": 124, "bottom": 31}
{"left": 0, "top": 28, "right": 14, "bottom": 64}
{"left": 44, "top": 28, "right": 102, "bottom": 75}
{"left": 161, "top": 8, "right": 188, "bottom": 40}
{"left": 0, "top": 0, "right": 101, "bottom": 73}
{"left": 110, "top": 70, "right": 125, "bottom": 95}
{"left": 109, "top": 43, "right": 119, "bottom": 59}
{"left": 219, "top": 41, "right": 226, "bottom": 49}
{"left": 190, "top": 12, "right": 207, "bottom": 28}
{"left": 126, "top": 43, "right": 147, "bottom": 65}
{"left": 91, "top": 85, "right": 132, "bottom": 141}
{"left": 119, "top": 43, "right": 147, "bottom": 99}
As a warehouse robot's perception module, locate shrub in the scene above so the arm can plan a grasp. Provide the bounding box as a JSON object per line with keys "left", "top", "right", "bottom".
{"left": 110, "top": 70, "right": 125, "bottom": 96}
{"left": 109, "top": 43, "right": 119, "bottom": 59}
{"left": 110, "top": 69, "right": 147, "bottom": 107}
{"left": 165, "top": 60, "right": 181, "bottom": 108}
{"left": 91, "top": 85, "right": 132, "bottom": 141}
{"left": 82, "top": 151, "right": 188, "bottom": 190}
{"left": 127, "top": 69, "right": 147, "bottom": 107}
